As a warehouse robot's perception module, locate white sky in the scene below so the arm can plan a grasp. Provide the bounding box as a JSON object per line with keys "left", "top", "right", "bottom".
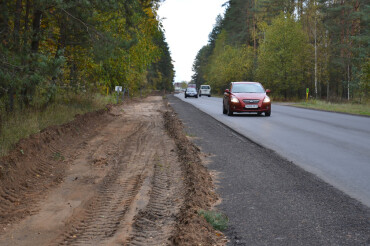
{"left": 157, "top": 0, "right": 226, "bottom": 83}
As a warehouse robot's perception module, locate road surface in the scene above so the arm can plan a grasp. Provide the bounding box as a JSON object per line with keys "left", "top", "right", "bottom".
{"left": 168, "top": 94, "right": 370, "bottom": 245}
{"left": 174, "top": 93, "right": 370, "bottom": 208}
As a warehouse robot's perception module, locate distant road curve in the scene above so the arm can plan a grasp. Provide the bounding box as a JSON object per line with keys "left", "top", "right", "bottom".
{"left": 174, "top": 93, "right": 370, "bottom": 207}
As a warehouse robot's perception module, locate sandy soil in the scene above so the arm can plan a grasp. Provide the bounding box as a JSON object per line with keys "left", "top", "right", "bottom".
{"left": 0, "top": 96, "right": 224, "bottom": 245}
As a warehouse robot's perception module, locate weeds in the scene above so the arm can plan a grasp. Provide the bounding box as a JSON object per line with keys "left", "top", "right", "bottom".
{"left": 185, "top": 131, "right": 196, "bottom": 138}
{"left": 52, "top": 152, "right": 65, "bottom": 161}
{"left": 198, "top": 210, "right": 228, "bottom": 231}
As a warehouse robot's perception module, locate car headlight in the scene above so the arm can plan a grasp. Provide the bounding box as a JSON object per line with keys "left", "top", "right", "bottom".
{"left": 231, "top": 96, "right": 239, "bottom": 103}
{"left": 263, "top": 96, "right": 270, "bottom": 103}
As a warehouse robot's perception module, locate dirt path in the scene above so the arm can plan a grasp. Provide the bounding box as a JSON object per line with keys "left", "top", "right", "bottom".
{"left": 0, "top": 96, "right": 223, "bottom": 245}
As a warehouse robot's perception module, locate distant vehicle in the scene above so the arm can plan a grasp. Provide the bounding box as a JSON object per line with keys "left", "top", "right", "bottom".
{"left": 223, "top": 82, "right": 271, "bottom": 116}
{"left": 185, "top": 87, "right": 198, "bottom": 98}
{"left": 187, "top": 83, "right": 196, "bottom": 89}
{"left": 199, "top": 85, "right": 211, "bottom": 97}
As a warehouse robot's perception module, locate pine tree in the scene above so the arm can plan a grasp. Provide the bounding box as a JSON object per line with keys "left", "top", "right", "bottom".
{"left": 320, "top": 0, "right": 369, "bottom": 99}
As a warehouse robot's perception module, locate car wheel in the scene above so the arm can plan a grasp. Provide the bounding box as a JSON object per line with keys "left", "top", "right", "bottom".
{"left": 208, "top": 95, "right": 211, "bottom": 97}
{"left": 265, "top": 111, "right": 271, "bottom": 117}
{"left": 199, "top": 94, "right": 202, "bottom": 97}
{"left": 227, "top": 105, "right": 233, "bottom": 116}
{"left": 223, "top": 103, "right": 227, "bottom": 114}
{"left": 185, "top": 95, "right": 187, "bottom": 98}
{"left": 195, "top": 95, "right": 198, "bottom": 98}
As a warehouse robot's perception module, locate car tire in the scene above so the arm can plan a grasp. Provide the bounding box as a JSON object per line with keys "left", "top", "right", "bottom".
{"left": 265, "top": 111, "right": 271, "bottom": 116}
{"left": 185, "top": 95, "right": 187, "bottom": 98}
{"left": 199, "top": 94, "right": 202, "bottom": 97}
{"left": 223, "top": 103, "right": 227, "bottom": 114}
{"left": 208, "top": 95, "right": 211, "bottom": 97}
{"left": 227, "top": 105, "right": 233, "bottom": 116}
{"left": 195, "top": 95, "right": 198, "bottom": 98}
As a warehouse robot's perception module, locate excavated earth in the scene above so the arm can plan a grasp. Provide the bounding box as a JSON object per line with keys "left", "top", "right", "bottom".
{"left": 0, "top": 96, "right": 224, "bottom": 246}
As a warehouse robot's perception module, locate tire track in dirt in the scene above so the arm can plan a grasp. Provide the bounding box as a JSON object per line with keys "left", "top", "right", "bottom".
{"left": 0, "top": 110, "right": 111, "bottom": 228}
{"left": 127, "top": 135, "right": 184, "bottom": 245}
{"left": 46, "top": 97, "right": 182, "bottom": 246}
{"left": 0, "top": 96, "right": 223, "bottom": 246}
{"left": 56, "top": 175, "right": 143, "bottom": 246}
{"left": 54, "top": 119, "right": 153, "bottom": 245}
{"left": 0, "top": 150, "right": 59, "bottom": 218}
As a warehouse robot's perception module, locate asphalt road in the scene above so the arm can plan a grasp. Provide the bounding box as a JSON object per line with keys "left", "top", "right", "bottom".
{"left": 168, "top": 94, "right": 370, "bottom": 245}
{"left": 173, "top": 93, "right": 370, "bottom": 208}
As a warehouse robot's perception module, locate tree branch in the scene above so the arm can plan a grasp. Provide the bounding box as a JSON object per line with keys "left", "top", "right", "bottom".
{"left": 59, "top": 8, "right": 106, "bottom": 41}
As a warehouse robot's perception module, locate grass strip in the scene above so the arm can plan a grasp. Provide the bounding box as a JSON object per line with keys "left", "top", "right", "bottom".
{"left": 292, "top": 100, "right": 370, "bottom": 116}
{"left": 0, "top": 93, "right": 115, "bottom": 157}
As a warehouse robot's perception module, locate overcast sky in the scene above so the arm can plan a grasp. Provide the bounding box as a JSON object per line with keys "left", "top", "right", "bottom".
{"left": 157, "top": 0, "right": 226, "bottom": 83}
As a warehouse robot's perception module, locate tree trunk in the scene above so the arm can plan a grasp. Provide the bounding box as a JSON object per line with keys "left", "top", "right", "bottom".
{"left": 13, "top": 0, "right": 22, "bottom": 51}
{"left": 347, "top": 61, "right": 350, "bottom": 100}
{"left": 0, "top": 0, "right": 10, "bottom": 46}
{"left": 340, "top": 0, "right": 346, "bottom": 56}
{"left": 246, "top": 0, "right": 250, "bottom": 43}
{"left": 22, "top": 0, "right": 30, "bottom": 63}
{"left": 327, "top": 80, "right": 329, "bottom": 101}
{"left": 314, "top": 0, "right": 318, "bottom": 98}
{"left": 297, "top": 0, "right": 303, "bottom": 19}
{"left": 352, "top": 0, "right": 360, "bottom": 35}
{"left": 340, "top": 0, "right": 347, "bottom": 99}
{"left": 57, "top": 14, "right": 67, "bottom": 54}
{"left": 31, "top": 9, "right": 42, "bottom": 53}
{"left": 7, "top": 88, "right": 14, "bottom": 113}
{"left": 253, "top": 0, "right": 257, "bottom": 53}
{"left": 24, "top": 0, "right": 30, "bottom": 37}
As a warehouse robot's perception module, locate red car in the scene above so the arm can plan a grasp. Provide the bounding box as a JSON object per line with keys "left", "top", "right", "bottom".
{"left": 223, "top": 82, "right": 271, "bottom": 116}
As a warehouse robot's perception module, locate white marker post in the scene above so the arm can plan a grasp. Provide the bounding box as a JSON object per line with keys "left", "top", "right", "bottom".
{"left": 115, "top": 86, "right": 122, "bottom": 104}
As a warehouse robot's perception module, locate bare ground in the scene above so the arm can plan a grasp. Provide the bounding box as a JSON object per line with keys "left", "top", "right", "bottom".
{"left": 0, "top": 96, "right": 224, "bottom": 246}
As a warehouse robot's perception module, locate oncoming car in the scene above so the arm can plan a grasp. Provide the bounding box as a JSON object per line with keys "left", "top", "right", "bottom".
{"left": 185, "top": 87, "right": 198, "bottom": 98}
{"left": 199, "top": 85, "right": 211, "bottom": 97}
{"left": 223, "top": 82, "right": 271, "bottom": 116}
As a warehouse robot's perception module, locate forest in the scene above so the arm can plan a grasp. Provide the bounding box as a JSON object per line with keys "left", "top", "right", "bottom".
{"left": 192, "top": 0, "right": 369, "bottom": 101}
{"left": 0, "top": 0, "right": 174, "bottom": 113}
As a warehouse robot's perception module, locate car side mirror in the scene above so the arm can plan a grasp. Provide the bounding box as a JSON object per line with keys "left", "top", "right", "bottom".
{"left": 266, "top": 89, "right": 271, "bottom": 94}
{"left": 225, "top": 89, "right": 230, "bottom": 93}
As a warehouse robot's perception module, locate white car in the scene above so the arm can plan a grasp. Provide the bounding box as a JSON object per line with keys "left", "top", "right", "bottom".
{"left": 199, "top": 85, "right": 211, "bottom": 97}
{"left": 185, "top": 88, "right": 198, "bottom": 98}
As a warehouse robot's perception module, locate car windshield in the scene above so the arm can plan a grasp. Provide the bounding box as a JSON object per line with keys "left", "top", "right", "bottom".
{"left": 232, "top": 83, "right": 264, "bottom": 93}
{"left": 187, "top": 88, "right": 196, "bottom": 92}
{"left": 201, "top": 86, "right": 210, "bottom": 89}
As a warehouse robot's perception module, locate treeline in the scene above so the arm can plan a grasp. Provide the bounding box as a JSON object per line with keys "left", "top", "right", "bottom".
{"left": 0, "top": 0, "right": 174, "bottom": 112}
{"left": 192, "top": 0, "right": 369, "bottom": 100}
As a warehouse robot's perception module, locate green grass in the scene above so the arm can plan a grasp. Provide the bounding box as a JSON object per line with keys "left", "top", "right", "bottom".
{"left": 292, "top": 100, "right": 370, "bottom": 116}
{"left": 52, "top": 152, "right": 65, "bottom": 161}
{"left": 0, "top": 93, "right": 115, "bottom": 157}
{"left": 198, "top": 210, "right": 228, "bottom": 231}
